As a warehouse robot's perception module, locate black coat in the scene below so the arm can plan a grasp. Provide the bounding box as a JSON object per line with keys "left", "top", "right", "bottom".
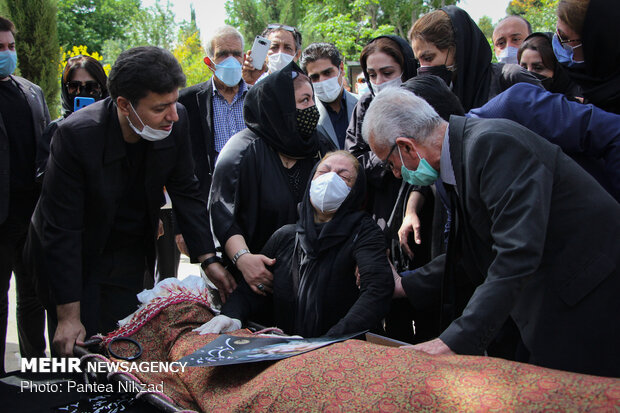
{"left": 209, "top": 62, "right": 335, "bottom": 261}
{"left": 26, "top": 98, "right": 214, "bottom": 305}
{"left": 0, "top": 75, "right": 50, "bottom": 224}
{"left": 222, "top": 165, "right": 394, "bottom": 337}
{"left": 402, "top": 116, "right": 620, "bottom": 377}
{"left": 177, "top": 79, "right": 221, "bottom": 202}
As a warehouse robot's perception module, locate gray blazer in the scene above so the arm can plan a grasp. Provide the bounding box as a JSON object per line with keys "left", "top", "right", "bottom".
{"left": 316, "top": 89, "right": 358, "bottom": 149}
{"left": 402, "top": 116, "right": 620, "bottom": 377}
{"left": 0, "top": 76, "right": 50, "bottom": 224}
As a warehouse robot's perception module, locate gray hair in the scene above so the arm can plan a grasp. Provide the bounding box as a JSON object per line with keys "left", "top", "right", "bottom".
{"left": 205, "top": 26, "right": 244, "bottom": 58}
{"left": 362, "top": 88, "right": 443, "bottom": 149}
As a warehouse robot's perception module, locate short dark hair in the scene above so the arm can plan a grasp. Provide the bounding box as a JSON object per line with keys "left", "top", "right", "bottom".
{"left": 261, "top": 23, "right": 302, "bottom": 52}
{"left": 107, "top": 46, "right": 186, "bottom": 104}
{"left": 400, "top": 75, "right": 465, "bottom": 120}
{"left": 0, "top": 16, "right": 16, "bottom": 35}
{"left": 496, "top": 15, "right": 532, "bottom": 36}
{"left": 300, "top": 42, "right": 342, "bottom": 72}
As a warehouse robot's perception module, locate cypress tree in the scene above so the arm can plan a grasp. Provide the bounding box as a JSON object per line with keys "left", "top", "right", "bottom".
{"left": 7, "top": 0, "right": 59, "bottom": 117}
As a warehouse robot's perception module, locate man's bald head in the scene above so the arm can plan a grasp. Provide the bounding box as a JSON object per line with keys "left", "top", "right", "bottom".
{"left": 493, "top": 15, "right": 531, "bottom": 63}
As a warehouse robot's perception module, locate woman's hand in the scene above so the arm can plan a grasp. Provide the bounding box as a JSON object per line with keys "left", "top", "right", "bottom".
{"left": 236, "top": 253, "right": 276, "bottom": 295}
{"left": 194, "top": 315, "right": 242, "bottom": 335}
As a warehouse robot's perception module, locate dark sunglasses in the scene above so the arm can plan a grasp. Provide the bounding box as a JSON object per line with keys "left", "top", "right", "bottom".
{"left": 66, "top": 80, "right": 101, "bottom": 95}
{"left": 267, "top": 23, "right": 297, "bottom": 33}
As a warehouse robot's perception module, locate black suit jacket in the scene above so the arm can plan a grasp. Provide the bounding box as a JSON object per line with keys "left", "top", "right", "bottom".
{"left": 402, "top": 116, "right": 620, "bottom": 376}
{"left": 178, "top": 80, "right": 217, "bottom": 202}
{"left": 27, "top": 98, "right": 214, "bottom": 305}
{"left": 0, "top": 75, "right": 50, "bottom": 224}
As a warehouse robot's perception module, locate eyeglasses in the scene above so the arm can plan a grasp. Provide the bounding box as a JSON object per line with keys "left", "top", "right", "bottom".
{"left": 555, "top": 28, "right": 581, "bottom": 44}
{"left": 66, "top": 80, "right": 101, "bottom": 95}
{"left": 379, "top": 143, "right": 398, "bottom": 171}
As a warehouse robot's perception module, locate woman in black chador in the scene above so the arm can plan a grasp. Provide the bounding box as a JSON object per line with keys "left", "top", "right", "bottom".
{"left": 199, "top": 151, "right": 394, "bottom": 337}
{"left": 209, "top": 61, "right": 335, "bottom": 300}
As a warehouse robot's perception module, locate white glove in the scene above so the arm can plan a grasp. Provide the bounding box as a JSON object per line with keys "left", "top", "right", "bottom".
{"left": 193, "top": 315, "right": 242, "bottom": 335}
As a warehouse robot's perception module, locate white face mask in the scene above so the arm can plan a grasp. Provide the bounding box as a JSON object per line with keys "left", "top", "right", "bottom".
{"left": 267, "top": 52, "right": 294, "bottom": 73}
{"left": 313, "top": 72, "right": 343, "bottom": 103}
{"left": 370, "top": 76, "right": 402, "bottom": 94}
{"left": 309, "top": 172, "right": 351, "bottom": 213}
{"left": 497, "top": 46, "right": 519, "bottom": 64}
{"left": 127, "top": 102, "right": 172, "bottom": 142}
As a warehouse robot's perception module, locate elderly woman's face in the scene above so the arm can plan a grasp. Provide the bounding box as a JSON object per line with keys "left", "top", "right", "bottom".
{"left": 313, "top": 154, "right": 357, "bottom": 188}
{"left": 294, "top": 79, "right": 315, "bottom": 109}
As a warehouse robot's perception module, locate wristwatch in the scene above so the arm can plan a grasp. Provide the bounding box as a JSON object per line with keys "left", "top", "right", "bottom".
{"left": 231, "top": 248, "right": 250, "bottom": 265}
{"left": 200, "top": 255, "right": 222, "bottom": 271}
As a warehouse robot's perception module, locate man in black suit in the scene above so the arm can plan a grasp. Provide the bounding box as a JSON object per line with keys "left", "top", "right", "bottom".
{"left": 362, "top": 87, "right": 620, "bottom": 377}
{"left": 0, "top": 16, "right": 49, "bottom": 374}
{"left": 27, "top": 47, "right": 236, "bottom": 356}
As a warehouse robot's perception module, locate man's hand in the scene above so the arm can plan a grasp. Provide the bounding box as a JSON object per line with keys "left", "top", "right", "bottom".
{"left": 236, "top": 253, "right": 275, "bottom": 296}
{"left": 242, "top": 50, "right": 267, "bottom": 86}
{"left": 157, "top": 219, "right": 165, "bottom": 239}
{"left": 398, "top": 212, "right": 421, "bottom": 259}
{"left": 203, "top": 262, "right": 237, "bottom": 304}
{"left": 175, "top": 234, "right": 189, "bottom": 256}
{"left": 193, "top": 315, "right": 242, "bottom": 335}
{"left": 391, "top": 261, "right": 407, "bottom": 298}
{"left": 402, "top": 338, "right": 455, "bottom": 355}
{"left": 53, "top": 302, "right": 86, "bottom": 357}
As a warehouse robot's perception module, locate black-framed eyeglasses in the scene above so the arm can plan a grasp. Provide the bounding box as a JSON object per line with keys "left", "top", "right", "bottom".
{"left": 379, "top": 142, "right": 398, "bottom": 171}
{"left": 555, "top": 28, "right": 581, "bottom": 44}
{"left": 66, "top": 80, "right": 101, "bottom": 95}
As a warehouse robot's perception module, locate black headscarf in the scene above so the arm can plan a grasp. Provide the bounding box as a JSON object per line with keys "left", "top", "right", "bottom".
{"left": 294, "top": 158, "right": 367, "bottom": 337}
{"left": 243, "top": 61, "right": 319, "bottom": 157}
{"left": 362, "top": 35, "right": 418, "bottom": 96}
{"left": 60, "top": 60, "right": 108, "bottom": 118}
{"left": 562, "top": 0, "right": 620, "bottom": 113}
{"left": 442, "top": 5, "right": 493, "bottom": 111}
{"left": 524, "top": 32, "right": 581, "bottom": 97}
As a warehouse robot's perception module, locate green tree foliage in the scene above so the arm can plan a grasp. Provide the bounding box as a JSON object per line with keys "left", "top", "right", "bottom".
{"left": 478, "top": 15, "right": 494, "bottom": 39}
{"left": 57, "top": 0, "right": 141, "bottom": 53}
{"left": 100, "top": 0, "right": 177, "bottom": 67}
{"left": 7, "top": 0, "right": 59, "bottom": 116}
{"left": 506, "top": 0, "right": 558, "bottom": 32}
{"left": 225, "top": 0, "right": 303, "bottom": 47}
{"left": 174, "top": 5, "right": 211, "bottom": 88}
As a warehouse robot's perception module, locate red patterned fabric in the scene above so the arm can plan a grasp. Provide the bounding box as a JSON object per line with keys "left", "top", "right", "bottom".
{"left": 104, "top": 301, "right": 620, "bottom": 412}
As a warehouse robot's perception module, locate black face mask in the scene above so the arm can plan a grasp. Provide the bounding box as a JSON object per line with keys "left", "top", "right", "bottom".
{"left": 529, "top": 70, "right": 553, "bottom": 91}
{"left": 417, "top": 65, "right": 454, "bottom": 87}
{"left": 296, "top": 105, "right": 320, "bottom": 139}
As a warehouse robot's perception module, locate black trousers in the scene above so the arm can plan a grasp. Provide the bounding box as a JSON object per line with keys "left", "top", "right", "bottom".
{"left": 47, "top": 244, "right": 147, "bottom": 339}
{"left": 0, "top": 214, "right": 46, "bottom": 374}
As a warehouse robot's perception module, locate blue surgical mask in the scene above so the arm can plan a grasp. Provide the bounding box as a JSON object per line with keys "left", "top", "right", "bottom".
{"left": 398, "top": 145, "right": 438, "bottom": 186}
{"left": 497, "top": 46, "right": 519, "bottom": 64}
{"left": 214, "top": 56, "right": 242, "bottom": 87}
{"left": 552, "top": 34, "right": 584, "bottom": 68}
{"left": 0, "top": 50, "right": 17, "bottom": 78}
